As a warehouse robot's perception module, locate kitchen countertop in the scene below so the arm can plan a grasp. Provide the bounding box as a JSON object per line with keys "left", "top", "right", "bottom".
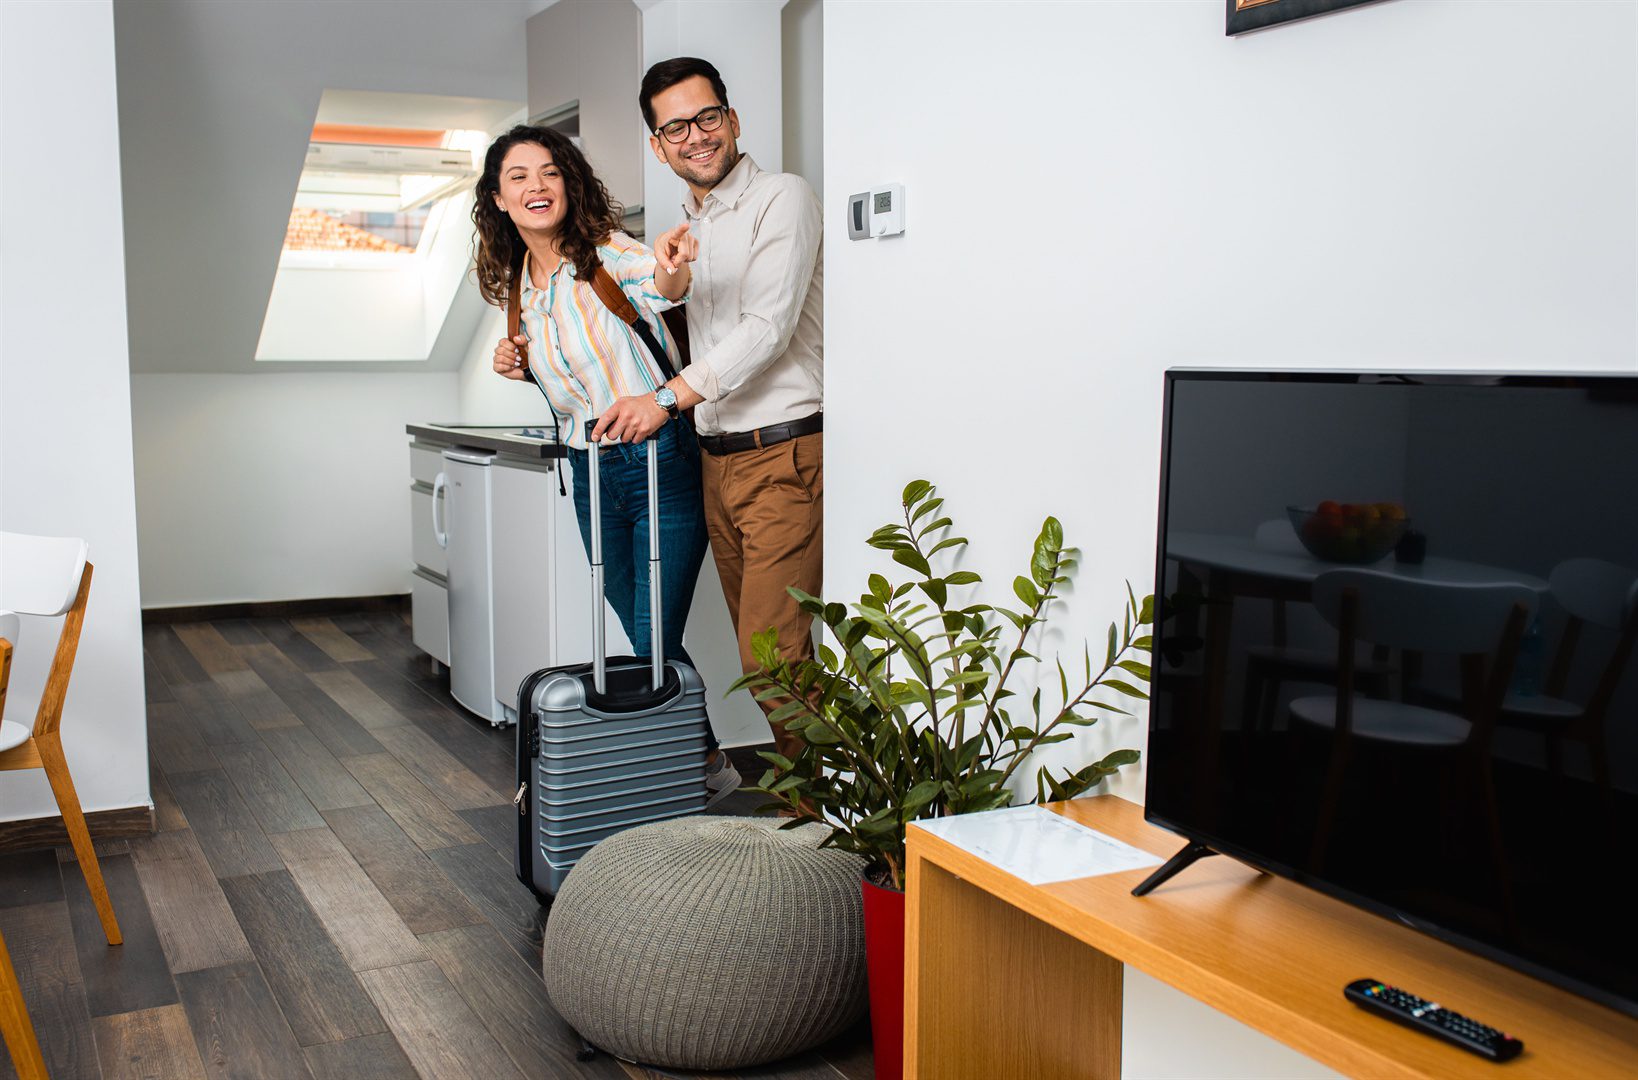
{"left": 407, "top": 423, "right": 566, "bottom": 460}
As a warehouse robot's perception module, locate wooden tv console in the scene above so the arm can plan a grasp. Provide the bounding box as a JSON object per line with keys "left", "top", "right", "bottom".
{"left": 903, "top": 795, "right": 1638, "bottom": 1078}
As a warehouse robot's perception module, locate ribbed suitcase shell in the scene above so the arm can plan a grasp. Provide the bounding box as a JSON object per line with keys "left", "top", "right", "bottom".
{"left": 515, "top": 659, "right": 709, "bottom": 899}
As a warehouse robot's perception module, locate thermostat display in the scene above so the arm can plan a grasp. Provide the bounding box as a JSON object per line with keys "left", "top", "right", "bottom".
{"left": 847, "top": 184, "right": 906, "bottom": 241}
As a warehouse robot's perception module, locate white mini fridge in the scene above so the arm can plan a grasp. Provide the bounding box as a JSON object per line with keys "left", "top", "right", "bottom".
{"left": 438, "top": 447, "right": 504, "bottom": 725}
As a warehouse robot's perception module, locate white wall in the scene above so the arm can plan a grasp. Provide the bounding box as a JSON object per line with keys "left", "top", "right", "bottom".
{"left": 824, "top": 1, "right": 1636, "bottom": 1075}
{"left": 257, "top": 265, "right": 430, "bottom": 361}
{"left": 456, "top": 309, "right": 560, "bottom": 426}
{"left": 0, "top": 0, "right": 150, "bottom": 820}
{"left": 133, "top": 374, "right": 457, "bottom": 607}
{"left": 782, "top": 0, "right": 823, "bottom": 198}
{"left": 641, "top": 0, "right": 785, "bottom": 238}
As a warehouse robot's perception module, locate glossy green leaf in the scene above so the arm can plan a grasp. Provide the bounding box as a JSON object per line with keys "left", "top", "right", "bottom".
{"left": 1042, "top": 517, "right": 1063, "bottom": 549}
{"left": 893, "top": 547, "right": 932, "bottom": 576}
{"left": 1116, "top": 659, "right": 1151, "bottom": 681}
{"left": 910, "top": 496, "right": 944, "bottom": 525}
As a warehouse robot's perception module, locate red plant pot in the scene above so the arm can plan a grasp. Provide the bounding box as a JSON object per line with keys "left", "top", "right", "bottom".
{"left": 861, "top": 875, "right": 906, "bottom": 1080}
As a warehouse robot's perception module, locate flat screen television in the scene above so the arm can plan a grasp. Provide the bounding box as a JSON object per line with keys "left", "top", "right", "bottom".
{"left": 1146, "top": 370, "right": 1638, "bottom": 1020}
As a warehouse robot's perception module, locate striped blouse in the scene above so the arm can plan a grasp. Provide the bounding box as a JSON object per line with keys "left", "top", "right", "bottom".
{"left": 517, "top": 232, "right": 688, "bottom": 449}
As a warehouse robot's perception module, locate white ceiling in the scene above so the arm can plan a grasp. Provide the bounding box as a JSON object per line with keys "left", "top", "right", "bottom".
{"left": 113, "top": 0, "right": 536, "bottom": 374}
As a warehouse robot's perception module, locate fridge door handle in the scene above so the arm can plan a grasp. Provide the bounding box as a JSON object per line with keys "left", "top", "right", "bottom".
{"left": 431, "top": 471, "right": 449, "bottom": 548}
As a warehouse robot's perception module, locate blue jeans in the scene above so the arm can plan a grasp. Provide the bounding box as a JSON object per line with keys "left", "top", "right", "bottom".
{"left": 568, "top": 422, "right": 715, "bottom": 748}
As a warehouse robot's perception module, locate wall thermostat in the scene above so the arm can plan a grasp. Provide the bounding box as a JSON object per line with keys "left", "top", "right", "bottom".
{"left": 847, "top": 184, "right": 905, "bottom": 240}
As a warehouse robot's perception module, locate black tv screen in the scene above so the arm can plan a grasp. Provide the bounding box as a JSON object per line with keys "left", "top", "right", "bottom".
{"left": 1147, "top": 370, "right": 1638, "bottom": 1019}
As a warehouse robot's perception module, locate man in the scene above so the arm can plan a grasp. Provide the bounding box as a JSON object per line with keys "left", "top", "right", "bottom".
{"left": 593, "top": 57, "right": 823, "bottom": 768}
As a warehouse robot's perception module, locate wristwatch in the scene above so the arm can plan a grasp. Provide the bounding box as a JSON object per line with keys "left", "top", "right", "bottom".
{"left": 654, "top": 385, "right": 680, "bottom": 420}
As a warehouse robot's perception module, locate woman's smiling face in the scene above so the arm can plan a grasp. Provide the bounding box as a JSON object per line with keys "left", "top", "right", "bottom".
{"left": 497, "top": 141, "right": 568, "bottom": 238}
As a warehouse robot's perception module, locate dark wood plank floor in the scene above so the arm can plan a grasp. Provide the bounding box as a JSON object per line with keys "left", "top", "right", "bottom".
{"left": 0, "top": 608, "right": 872, "bottom": 1080}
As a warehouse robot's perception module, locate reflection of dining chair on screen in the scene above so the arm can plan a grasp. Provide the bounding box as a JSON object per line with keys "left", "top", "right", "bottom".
{"left": 1240, "top": 520, "right": 1394, "bottom": 735}
{"left": 1418, "top": 558, "right": 1638, "bottom": 808}
{"left": 1287, "top": 571, "right": 1534, "bottom": 914}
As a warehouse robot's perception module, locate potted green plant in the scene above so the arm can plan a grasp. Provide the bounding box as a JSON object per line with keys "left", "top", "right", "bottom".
{"left": 733, "top": 480, "right": 1153, "bottom": 1080}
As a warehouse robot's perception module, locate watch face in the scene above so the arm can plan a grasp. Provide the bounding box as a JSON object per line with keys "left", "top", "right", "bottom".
{"left": 655, "top": 387, "right": 677, "bottom": 408}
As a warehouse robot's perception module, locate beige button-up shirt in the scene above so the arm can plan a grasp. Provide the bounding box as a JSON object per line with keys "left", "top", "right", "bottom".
{"left": 676, "top": 155, "right": 823, "bottom": 437}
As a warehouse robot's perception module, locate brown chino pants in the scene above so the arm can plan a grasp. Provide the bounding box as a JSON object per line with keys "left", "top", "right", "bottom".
{"left": 700, "top": 431, "right": 823, "bottom": 762}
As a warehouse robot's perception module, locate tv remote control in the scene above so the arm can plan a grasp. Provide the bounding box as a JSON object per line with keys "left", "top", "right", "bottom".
{"left": 1345, "top": 979, "right": 1523, "bottom": 1062}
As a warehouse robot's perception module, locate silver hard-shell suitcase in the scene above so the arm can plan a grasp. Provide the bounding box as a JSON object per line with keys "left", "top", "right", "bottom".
{"left": 513, "top": 434, "right": 709, "bottom": 901}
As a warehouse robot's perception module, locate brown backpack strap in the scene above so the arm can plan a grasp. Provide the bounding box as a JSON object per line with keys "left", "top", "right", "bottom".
{"left": 592, "top": 266, "right": 641, "bottom": 327}
{"left": 592, "top": 265, "right": 689, "bottom": 382}
{"left": 506, "top": 261, "right": 523, "bottom": 341}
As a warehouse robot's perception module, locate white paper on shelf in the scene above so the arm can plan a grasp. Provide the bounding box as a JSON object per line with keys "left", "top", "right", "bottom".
{"left": 915, "top": 805, "right": 1163, "bottom": 885}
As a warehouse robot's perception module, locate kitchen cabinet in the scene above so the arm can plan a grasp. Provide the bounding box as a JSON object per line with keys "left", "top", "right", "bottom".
{"left": 526, "top": 0, "right": 644, "bottom": 214}
{"left": 406, "top": 425, "right": 630, "bottom": 726}
{"left": 408, "top": 443, "right": 449, "bottom": 663}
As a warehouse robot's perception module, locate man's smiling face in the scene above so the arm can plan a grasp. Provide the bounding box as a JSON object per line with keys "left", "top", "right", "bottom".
{"left": 649, "top": 75, "right": 741, "bottom": 193}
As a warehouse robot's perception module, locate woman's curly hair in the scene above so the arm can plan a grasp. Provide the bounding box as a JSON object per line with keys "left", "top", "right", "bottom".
{"left": 471, "top": 125, "right": 624, "bottom": 308}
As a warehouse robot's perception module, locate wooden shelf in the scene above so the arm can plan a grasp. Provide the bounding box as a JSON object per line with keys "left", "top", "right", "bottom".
{"left": 904, "top": 795, "right": 1638, "bottom": 1079}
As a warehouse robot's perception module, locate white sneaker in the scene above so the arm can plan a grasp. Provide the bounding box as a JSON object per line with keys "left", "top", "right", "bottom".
{"left": 705, "top": 753, "right": 743, "bottom": 809}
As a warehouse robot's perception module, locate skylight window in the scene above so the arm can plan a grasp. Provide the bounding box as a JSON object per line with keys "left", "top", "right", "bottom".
{"left": 256, "top": 90, "right": 523, "bottom": 364}
{"left": 282, "top": 124, "right": 485, "bottom": 262}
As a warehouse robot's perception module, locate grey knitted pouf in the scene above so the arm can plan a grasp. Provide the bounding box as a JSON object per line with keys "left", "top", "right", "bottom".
{"left": 542, "top": 815, "right": 867, "bottom": 1070}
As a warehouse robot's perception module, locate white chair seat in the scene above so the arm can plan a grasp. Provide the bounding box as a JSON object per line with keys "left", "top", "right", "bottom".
{"left": 1416, "top": 677, "right": 1582, "bottom": 724}
{"left": 0, "top": 719, "right": 31, "bottom": 753}
{"left": 1289, "top": 694, "right": 1471, "bottom": 746}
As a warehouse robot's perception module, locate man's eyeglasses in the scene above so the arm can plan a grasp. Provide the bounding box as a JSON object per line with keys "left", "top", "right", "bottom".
{"left": 655, "top": 106, "right": 728, "bottom": 145}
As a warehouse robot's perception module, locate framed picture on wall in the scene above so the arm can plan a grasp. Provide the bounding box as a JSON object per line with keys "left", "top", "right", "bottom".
{"left": 1226, "top": 0, "right": 1388, "bottom": 36}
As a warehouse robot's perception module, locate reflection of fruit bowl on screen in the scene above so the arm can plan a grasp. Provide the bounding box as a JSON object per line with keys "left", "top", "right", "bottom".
{"left": 1287, "top": 502, "right": 1408, "bottom": 564}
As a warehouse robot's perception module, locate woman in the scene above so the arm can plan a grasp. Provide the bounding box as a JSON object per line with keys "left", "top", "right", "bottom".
{"left": 473, "top": 124, "right": 737, "bottom": 803}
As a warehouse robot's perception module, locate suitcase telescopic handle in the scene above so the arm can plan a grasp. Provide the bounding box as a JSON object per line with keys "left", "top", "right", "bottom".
{"left": 585, "top": 424, "right": 665, "bottom": 696}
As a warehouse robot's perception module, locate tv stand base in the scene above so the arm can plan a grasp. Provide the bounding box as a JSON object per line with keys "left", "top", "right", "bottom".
{"left": 1131, "top": 839, "right": 1217, "bottom": 896}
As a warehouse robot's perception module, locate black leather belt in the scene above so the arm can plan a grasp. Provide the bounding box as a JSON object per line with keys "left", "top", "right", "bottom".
{"left": 697, "top": 412, "right": 823, "bottom": 456}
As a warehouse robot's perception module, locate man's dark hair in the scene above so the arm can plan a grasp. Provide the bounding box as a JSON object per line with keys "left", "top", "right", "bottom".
{"left": 639, "top": 57, "right": 730, "bottom": 131}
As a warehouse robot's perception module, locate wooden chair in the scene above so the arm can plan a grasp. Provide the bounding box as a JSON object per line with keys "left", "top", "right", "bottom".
{"left": 1288, "top": 570, "right": 1534, "bottom": 898}
{"left": 2, "top": 609, "right": 50, "bottom": 1080}
{"left": 0, "top": 532, "right": 122, "bottom": 949}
